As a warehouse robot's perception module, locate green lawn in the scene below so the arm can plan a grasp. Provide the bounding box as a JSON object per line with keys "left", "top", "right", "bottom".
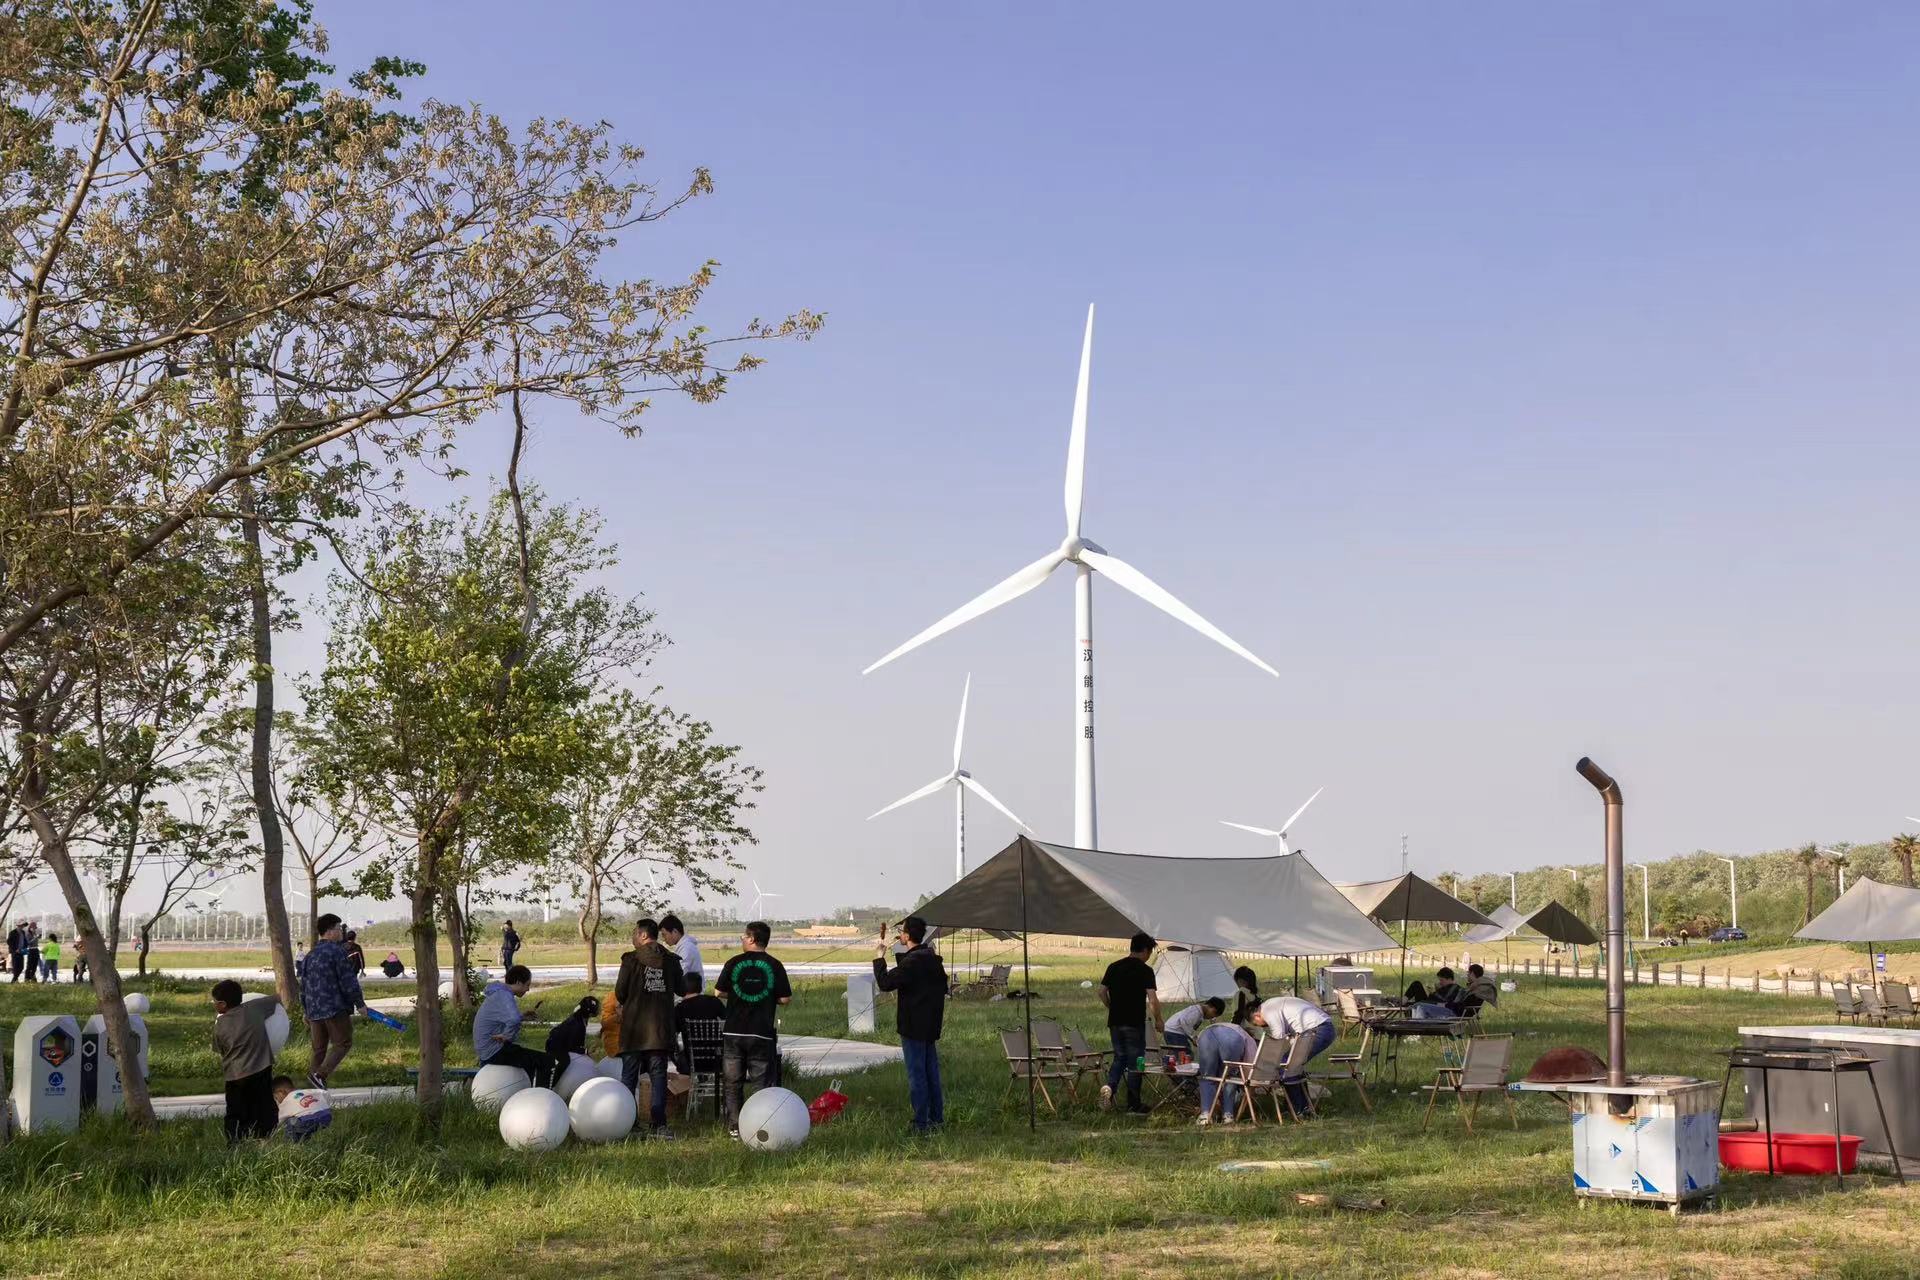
{"left": 0, "top": 956, "right": 1914, "bottom": 1279}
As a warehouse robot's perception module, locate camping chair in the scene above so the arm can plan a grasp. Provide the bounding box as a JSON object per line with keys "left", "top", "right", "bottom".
{"left": 999, "top": 1029, "right": 1077, "bottom": 1115}
{"left": 1313, "top": 1022, "right": 1374, "bottom": 1114}
{"left": 1063, "top": 1025, "right": 1110, "bottom": 1076}
{"left": 1857, "top": 987, "right": 1889, "bottom": 1026}
{"left": 1883, "top": 983, "right": 1918, "bottom": 1025}
{"left": 1336, "top": 989, "right": 1368, "bottom": 1035}
{"left": 1421, "top": 1034, "right": 1516, "bottom": 1133}
{"left": 680, "top": 1017, "right": 725, "bottom": 1122}
{"left": 1831, "top": 984, "right": 1862, "bottom": 1023}
{"left": 1029, "top": 1020, "right": 1084, "bottom": 1099}
{"left": 1213, "top": 1032, "right": 1301, "bottom": 1126}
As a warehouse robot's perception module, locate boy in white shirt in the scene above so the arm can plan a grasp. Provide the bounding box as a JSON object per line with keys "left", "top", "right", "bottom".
{"left": 1161, "top": 996, "right": 1226, "bottom": 1054}
{"left": 272, "top": 1075, "right": 334, "bottom": 1142}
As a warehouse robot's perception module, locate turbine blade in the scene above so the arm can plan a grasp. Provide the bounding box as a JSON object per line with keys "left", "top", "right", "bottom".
{"left": 958, "top": 774, "right": 1033, "bottom": 832}
{"left": 1279, "top": 786, "right": 1325, "bottom": 835}
{"left": 1079, "top": 549, "right": 1277, "bottom": 676}
{"left": 1064, "top": 304, "right": 1094, "bottom": 539}
{"left": 1220, "top": 821, "right": 1282, "bottom": 837}
{"left": 863, "top": 551, "right": 1066, "bottom": 675}
{"left": 867, "top": 774, "right": 953, "bottom": 821}
{"left": 952, "top": 673, "right": 971, "bottom": 773}
{"left": 1906, "top": 817, "right": 1920, "bottom": 825}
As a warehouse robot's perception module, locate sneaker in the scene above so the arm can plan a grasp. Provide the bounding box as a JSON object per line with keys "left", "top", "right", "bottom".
{"left": 1098, "top": 1084, "right": 1113, "bottom": 1111}
{"left": 727, "top": 1127, "right": 740, "bottom": 1140}
{"left": 1194, "top": 1114, "right": 1212, "bottom": 1127}
{"left": 308, "top": 1072, "right": 326, "bottom": 1091}
{"left": 1126, "top": 1104, "right": 1151, "bottom": 1116}
{"left": 651, "top": 1126, "right": 677, "bottom": 1142}
{"left": 1220, "top": 1113, "right": 1237, "bottom": 1126}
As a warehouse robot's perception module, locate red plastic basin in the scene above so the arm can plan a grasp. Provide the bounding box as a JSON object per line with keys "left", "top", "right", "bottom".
{"left": 1719, "top": 1131, "right": 1862, "bottom": 1175}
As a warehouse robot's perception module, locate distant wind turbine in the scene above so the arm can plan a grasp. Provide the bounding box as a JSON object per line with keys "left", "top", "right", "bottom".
{"left": 1220, "top": 787, "right": 1325, "bottom": 855}
{"left": 868, "top": 674, "right": 1032, "bottom": 883}
{"left": 863, "top": 305, "right": 1277, "bottom": 850}
{"left": 748, "top": 879, "right": 782, "bottom": 920}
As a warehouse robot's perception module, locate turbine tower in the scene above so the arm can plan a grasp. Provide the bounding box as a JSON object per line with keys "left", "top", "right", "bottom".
{"left": 868, "top": 674, "right": 1032, "bottom": 882}
{"left": 864, "top": 305, "right": 1276, "bottom": 848}
{"left": 1220, "top": 786, "right": 1324, "bottom": 855}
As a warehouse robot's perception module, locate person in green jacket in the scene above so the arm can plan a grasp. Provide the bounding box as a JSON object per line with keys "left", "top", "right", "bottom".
{"left": 40, "top": 933, "right": 59, "bottom": 982}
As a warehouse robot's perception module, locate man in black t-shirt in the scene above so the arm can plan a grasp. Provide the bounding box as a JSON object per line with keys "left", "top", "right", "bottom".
{"left": 1098, "top": 932, "right": 1162, "bottom": 1115}
{"left": 714, "top": 920, "right": 792, "bottom": 1138}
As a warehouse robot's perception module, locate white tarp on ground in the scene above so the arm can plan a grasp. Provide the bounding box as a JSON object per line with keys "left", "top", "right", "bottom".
{"left": 913, "top": 836, "right": 1399, "bottom": 957}
{"left": 1153, "top": 946, "right": 1239, "bottom": 1002}
{"left": 1797, "top": 877, "right": 1920, "bottom": 943}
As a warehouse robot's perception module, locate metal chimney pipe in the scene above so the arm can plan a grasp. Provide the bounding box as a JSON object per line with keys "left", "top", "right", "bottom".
{"left": 1575, "top": 756, "right": 1627, "bottom": 1089}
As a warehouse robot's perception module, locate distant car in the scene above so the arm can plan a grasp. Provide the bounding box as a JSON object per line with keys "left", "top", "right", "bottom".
{"left": 1709, "top": 926, "right": 1747, "bottom": 943}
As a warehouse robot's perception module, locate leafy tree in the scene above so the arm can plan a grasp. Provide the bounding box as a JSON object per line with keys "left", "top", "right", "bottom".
{"left": 1796, "top": 844, "right": 1823, "bottom": 927}
{"left": 1891, "top": 833, "right": 1918, "bottom": 888}
{"left": 307, "top": 488, "right": 654, "bottom": 1121}
{"left": 129, "top": 781, "right": 255, "bottom": 974}
{"left": 538, "top": 693, "right": 761, "bottom": 986}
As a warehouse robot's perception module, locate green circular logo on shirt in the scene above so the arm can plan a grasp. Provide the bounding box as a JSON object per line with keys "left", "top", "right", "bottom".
{"left": 730, "top": 956, "right": 777, "bottom": 1004}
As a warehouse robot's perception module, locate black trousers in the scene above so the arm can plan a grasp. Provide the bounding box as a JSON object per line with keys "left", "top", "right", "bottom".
{"left": 485, "top": 1041, "right": 559, "bottom": 1088}
{"left": 225, "top": 1067, "right": 277, "bottom": 1143}
{"left": 722, "top": 1037, "right": 779, "bottom": 1131}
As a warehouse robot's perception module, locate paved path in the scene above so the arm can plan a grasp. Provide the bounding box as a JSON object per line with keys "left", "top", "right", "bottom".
{"left": 147, "top": 1034, "right": 900, "bottom": 1122}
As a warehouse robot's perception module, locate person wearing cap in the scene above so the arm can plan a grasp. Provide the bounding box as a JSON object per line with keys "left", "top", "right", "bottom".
{"left": 872, "top": 915, "right": 948, "bottom": 1135}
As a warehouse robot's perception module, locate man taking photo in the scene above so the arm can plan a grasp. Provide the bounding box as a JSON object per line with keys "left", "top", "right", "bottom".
{"left": 872, "top": 915, "right": 947, "bottom": 1135}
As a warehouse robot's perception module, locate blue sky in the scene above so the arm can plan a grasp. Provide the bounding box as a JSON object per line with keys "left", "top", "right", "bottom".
{"left": 238, "top": 3, "right": 1920, "bottom": 918}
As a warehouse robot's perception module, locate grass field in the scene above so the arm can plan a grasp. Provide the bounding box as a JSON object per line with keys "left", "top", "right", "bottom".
{"left": 0, "top": 953, "right": 1915, "bottom": 1279}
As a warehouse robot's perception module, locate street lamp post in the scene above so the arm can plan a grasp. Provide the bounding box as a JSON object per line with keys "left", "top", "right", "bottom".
{"left": 1716, "top": 857, "right": 1738, "bottom": 928}
{"left": 1630, "top": 862, "right": 1651, "bottom": 940}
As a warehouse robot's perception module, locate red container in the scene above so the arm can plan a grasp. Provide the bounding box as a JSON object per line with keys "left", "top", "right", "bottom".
{"left": 1719, "top": 1131, "right": 1862, "bottom": 1175}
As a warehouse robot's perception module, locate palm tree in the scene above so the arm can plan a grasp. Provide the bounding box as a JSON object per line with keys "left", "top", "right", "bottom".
{"left": 1796, "top": 844, "right": 1823, "bottom": 927}
{"left": 1892, "top": 833, "right": 1918, "bottom": 888}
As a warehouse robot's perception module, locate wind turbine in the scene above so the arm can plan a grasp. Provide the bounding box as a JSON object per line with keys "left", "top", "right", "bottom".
{"left": 1220, "top": 786, "right": 1325, "bottom": 855}
{"left": 863, "top": 306, "right": 1276, "bottom": 849}
{"left": 747, "top": 879, "right": 782, "bottom": 921}
{"left": 868, "top": 674, "right": 1033, "bottom": 883}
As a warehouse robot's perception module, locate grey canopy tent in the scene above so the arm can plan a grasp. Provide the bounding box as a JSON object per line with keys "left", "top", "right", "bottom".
{"left": 1337, "top": 873, "right": 1498, "bottom": 996}
{"left": 913, "top": 836, "right": 1398, "bottom": 1128}
{"left": 1797, "top": 877, "right": 1920, "bottom": 991}
{"left": 1460, "top": 899, "right": 1599, "bottom": 977}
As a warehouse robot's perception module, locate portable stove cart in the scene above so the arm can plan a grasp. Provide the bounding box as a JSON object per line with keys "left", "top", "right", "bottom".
{"left": 1512, "top": 1075, "right": 1720, "bottom": 1214}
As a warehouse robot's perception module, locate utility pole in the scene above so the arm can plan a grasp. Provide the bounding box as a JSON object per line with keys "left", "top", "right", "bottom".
{"left": 1716, "top": 857, "right": 1738, "bottom": 927}
{"left": 1507, "top": 871, "right": 1518, "bottom": 909}
{"left": 1400, "top": 834, "right": 1408, "bottom": 877}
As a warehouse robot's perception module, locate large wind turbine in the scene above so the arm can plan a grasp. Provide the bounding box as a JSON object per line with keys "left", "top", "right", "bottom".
{"left": 868, "top": 674, "right": 1032, "bottom": 883}
{"left": 1221, "top": 786, "right": 1324, "bottom": 855}
{"left": 864, "top": 306, "right": 1276, "bottom": 849}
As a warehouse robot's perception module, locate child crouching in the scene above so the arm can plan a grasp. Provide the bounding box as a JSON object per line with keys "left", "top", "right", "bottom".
{"left": 272, "top": 1075, "right": 333, "bottom": 1141}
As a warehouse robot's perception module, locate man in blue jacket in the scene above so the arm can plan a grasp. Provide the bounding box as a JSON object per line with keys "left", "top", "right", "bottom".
{"left": 873, "top": 915, "right": 947, "bottom": 1135}
{"left": 297, "top": 913, "right": 366, "bottom": 1088}
{"left": 474, "top": 964, "right": 557, "bottom": 1086}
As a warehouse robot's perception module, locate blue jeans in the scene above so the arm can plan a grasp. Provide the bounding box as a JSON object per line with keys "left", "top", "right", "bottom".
{"left": 1162, "top": 1031, "right": 1192, "bottom": 1054}
{"left": 901, "top": 1037, "right": 943, "bottom": 1131}
{"left": 621, "top": 1050, "right": 671, "bottom": 1130}
{"left": 1196, "top": 1025, "right": 1247, "bottom": 1118}
{"left": 1283, "top": 1021, "right": 1338, "bottom": 1114}
{"left": 1106, "top": 1025, "right": 1146, "bottom": 1108}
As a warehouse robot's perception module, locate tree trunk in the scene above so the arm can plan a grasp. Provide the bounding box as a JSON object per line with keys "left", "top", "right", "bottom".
{"left": 441, "top": 884, "right": 472, "bottom": 1010}
{"left": 305, "top": 865, "right": 321, "bottom": 948}
{"left": 17, "top": 744, "right": 154, "bottom": 1128}
{"left": 409, "top": 849, "right": 444, "bottom": 1129}
{"left": 136, "top": 922, "right": 151, "bottom": 976}
{"left": 580, "top": 878, "right": 602, "bottom": 987}
{"left": 104, "top": 773, "right": 150, "bottom": 958}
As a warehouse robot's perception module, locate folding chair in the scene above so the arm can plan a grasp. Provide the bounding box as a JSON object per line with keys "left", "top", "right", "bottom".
{"left": 1029, "top": 1020, "right": 1084, "bottom": 1099}
{"left": 1883, "top": 983, "right": 1917, "bottom": 1026}
{"left": 1857, "top": 987, "right": 1889, "bottom": 1026}
{"left": 1313, "top": 1022, "right": 1374, "bottom": 1114}
{"left": 999, "top": 1029, "right": 1077, "bottom": 1115}
{"left": 1831, "top": 984, "right": 1861, "bottom": 1023}
{"left": 1063, "top": 1025, "right": 1110, "bottom": 1076}
{"left": 1336, "top": 989, "right": 1367, "bottom": 1035}
{"left": 680, "top": 1017, "right": 725, "bottom": 1122}
{"left": 1422, "top": 1034, "right": 1516, "bottom": 1133}
{"left": 1215, "top": 1032, "right": 1301, "bottom": 1126}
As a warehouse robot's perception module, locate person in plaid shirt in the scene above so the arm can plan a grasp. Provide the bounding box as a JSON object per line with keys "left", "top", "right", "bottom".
{"left": 297, "top": 913, "right": 366, "bottom": 1088}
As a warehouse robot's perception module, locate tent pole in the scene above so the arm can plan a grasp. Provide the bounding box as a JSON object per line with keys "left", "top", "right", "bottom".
{"left": 1021, "top": 838, "right": 1035, "bottom": 1133}
{"left": 1399, "top": 918, "right": 1409, "bottom": 998}
{"left": 1293, "top": 955, "right": 1299, "bottom": 998}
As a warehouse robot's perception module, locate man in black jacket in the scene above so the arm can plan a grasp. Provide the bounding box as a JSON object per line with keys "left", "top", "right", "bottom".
{"left": 614, "top": 918, "right": 684, "bottom": 1140}
{"left": 873, "top": 915, "right": 947, "bottom": 1135}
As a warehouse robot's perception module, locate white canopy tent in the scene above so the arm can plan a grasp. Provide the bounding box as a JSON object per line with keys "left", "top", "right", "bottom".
{"left": 1797, "top": 877, "right": 1920, "bottom": 991}
{"left": 1153, "top": 946, "right": 1238, "bottom": 1003}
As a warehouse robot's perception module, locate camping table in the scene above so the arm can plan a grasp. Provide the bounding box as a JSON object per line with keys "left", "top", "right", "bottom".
{"left": 1145, "top": 1060, "right": 1202, "bottom": 1114}
{"left": 1716, "top": 1046, "right": 1905, "bottom": 1189}
{"left": 1368, "top": 1016, "right": 1467, "bottom": 1090}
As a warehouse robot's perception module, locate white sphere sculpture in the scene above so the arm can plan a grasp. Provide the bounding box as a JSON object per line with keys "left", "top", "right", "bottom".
{"left": 499, "top": 1086, "right": 571, "bottom": 1152}
{"left": 123, "top": 992, "right": 151, "bottom": 1017}
{"left": 471, "top": 1062, "right": 530, "bottom": 1114}
{"left": 568, "top": 1075, "right": 637, "bottom": 1142}
{"left": 241, "top": 991, "right": 289, "bottom": 1054}
{"left": 554, "top": 1052, "right": 597, "bottom": 1102}
{"left": 595, "top": 1055, "right": 626, "bottom": 1081}
{"left": 737, "top": 1086, "right": 810, "bottom": 1152}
